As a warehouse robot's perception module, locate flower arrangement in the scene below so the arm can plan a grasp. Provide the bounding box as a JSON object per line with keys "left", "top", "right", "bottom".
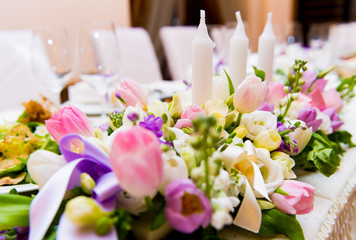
{"left": 0, "top": 60, "right": 355, "bottom": 240}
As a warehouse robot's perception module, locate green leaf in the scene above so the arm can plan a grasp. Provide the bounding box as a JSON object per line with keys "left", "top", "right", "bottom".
{"left": 0, "top": 194, "right": 32, "bottom": 230}
{"left": 150, "top": 202, "right": 166, "bottom": 230}
{"left": 259, "top": 209, "right": 304, "bottom": 240}
{"left": 40, "top": 135, "right": 60, "bottom": 154}
{"left": 223, "top": 69, "right": 235, "bottom": 95}
{"left": 293, "top": 131, "right": 341, "bottom": 177}
{"left": 253, "top": 65, "right": 265, "bottom": 81}
{"left": 0, "top": 162, "right": 26, "bottom": 178}
{"left": 317, "top": 66, "right": 335, "bottom": 79}
{"left": 275, "top": 187, "right": 290, "bottom": 196}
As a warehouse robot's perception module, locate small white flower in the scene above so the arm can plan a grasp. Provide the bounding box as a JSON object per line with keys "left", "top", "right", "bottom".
{"left": 213, "top": 169, "right": 230, "bottom": 191}
{"left": 317, "top": 109, "right": 332, "bottom": 134}
{"left": 34, "top": 125, "right": 49, "bottom": 136}
{"left": 240, "top": 110, "right": 277, "bottom": 140}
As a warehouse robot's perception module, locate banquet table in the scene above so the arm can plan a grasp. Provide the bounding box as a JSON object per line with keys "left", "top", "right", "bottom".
{"left": 1, "top": 79, "right": 356, "bottom": 240}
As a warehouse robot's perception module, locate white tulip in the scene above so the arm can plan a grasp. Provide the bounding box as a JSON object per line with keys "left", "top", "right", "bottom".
{"left": 27, "top": 150, "right": 67, "bottom": 188}
{"left": 213, "top": 74, "right": 230, "bottom": 101}
{"left": 240, "top": 110, "right": 277, "bottom": 140}
{"left": 158, "top": 150, "right": 188, "bottom": 194}
{"left": 217, "top": 144, "right": 247, "bottom": 171}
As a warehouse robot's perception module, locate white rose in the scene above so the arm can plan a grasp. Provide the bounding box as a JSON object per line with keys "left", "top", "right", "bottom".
{"left": 158, "top": 150, "right": 188, "bottom": 194}
{"left": 27, "top": 150, "right": 67, "bottom": 188}
{"left": 240, "top": 110, "right": 277, "bottom": 140}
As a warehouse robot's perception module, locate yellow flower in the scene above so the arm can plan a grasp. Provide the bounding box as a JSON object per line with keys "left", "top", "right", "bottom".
{"left": 253, "top": 130, "right": 282, "bottom": 151}
{"left": 233, "top": 125, "right": 247, "bottom": 139}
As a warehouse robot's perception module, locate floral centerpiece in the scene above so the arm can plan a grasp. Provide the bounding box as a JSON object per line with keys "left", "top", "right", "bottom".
{"left": 0, "top": 60, "right": 355, "bottom": 240}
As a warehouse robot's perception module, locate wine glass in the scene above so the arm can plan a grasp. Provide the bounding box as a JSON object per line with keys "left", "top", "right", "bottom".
{"left": 31, "top": 26, "right": 74, "bottom": 104}
{"left": 76, "top": 21, "right": 121, "bottom": 118}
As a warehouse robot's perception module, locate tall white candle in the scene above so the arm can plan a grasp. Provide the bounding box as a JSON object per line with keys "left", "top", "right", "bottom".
{"left": 192, "top": 10, "right": 213, "bottom": 106}
{"left": 257, "top": 12, "right": 276, "bottom": 83}
{"left": 229, "top": 11, "right": 249, "bottom": 88}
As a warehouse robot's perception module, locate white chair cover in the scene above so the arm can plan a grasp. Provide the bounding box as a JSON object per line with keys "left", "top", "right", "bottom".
{"left": 116, "top": 27, "right": 162, "bottom": 83}
{"left": 159, "top": 26, "right": 197, "bottom": 81}
{"left": 0, "top": 30, "right": 53, "bottom": 111}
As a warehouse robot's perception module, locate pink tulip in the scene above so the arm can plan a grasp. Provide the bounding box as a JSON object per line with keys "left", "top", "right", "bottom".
{"left": 109, "top": 126, "right": 163, "bottom": 198}
{"left": 175, "top": 105, "right": 206, "bottom": 129}
{"left": 271, "top": 180, "right": 315, "bottom": 215}
{"left": 266, "top": 81, "right": 286, "bottom": 107}
{"left": 45, "top": 105, "right": 94, "bottom": 143}
{"left": 233, "top": 75, "right": 267, "bottom": 113}
{"left": 115, "top": 78, "right": 148, "bottom": 109}
{"left": 322, "top": 89, "right": 343, "bottom": 113}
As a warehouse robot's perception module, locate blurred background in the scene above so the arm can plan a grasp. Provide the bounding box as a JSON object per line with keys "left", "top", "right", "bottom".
{"left": 1, "top": 0, "right": 356, "bottom": 109}
{"left": 1, "top": 0, "right": 355, "bottom": 80}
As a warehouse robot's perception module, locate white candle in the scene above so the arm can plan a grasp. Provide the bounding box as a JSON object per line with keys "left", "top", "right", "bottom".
{"left": 229, "top": 11, "right": 249, "bottom": 88}
{"left": 192, "top": 10, "right": 213, "bottom": 106}
{"left": 257, "top": 12, "right": 276, "bottom": 83}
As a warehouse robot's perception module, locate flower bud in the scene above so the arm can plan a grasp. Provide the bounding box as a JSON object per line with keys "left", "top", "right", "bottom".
{"left": 291, "top": 93, "right": 299, "bottom": 100}
{"left": 283, "top": 86, "right": 290, "bottom": 94}
{"left": 95, "top": 217, "right": 114, "bottom": 236}
{"left": 65, "top": 196, "right": 107, "bottom": 227}
{"left": 169, "top": 93, "right": 183, "bottom": 119}
{"left": 81, "top": 173, "right": 96, "bottom": 195}
{"left": 280, "top": 98, "right": 288, "bottom": 107}
{"left": 233, "top": 126, "right": 247, "bottom": 139}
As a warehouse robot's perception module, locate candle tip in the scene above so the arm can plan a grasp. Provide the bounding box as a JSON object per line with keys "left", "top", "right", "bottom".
{"left": 236, "top": 11, "right": 242, "bottom": 24}
{"left": 267, "top": 12, "right": 272, "bottom": 22}
{"left": 200, "top": 10, "right": 205, "bottom": 19}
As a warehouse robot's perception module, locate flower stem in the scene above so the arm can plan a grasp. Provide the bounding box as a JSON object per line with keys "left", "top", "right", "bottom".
{"left": 234, "top": 112, "right": 243, "bottom": 128}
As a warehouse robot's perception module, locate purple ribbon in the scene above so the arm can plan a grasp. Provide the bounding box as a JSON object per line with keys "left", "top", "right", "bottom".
{"left": 93, "top": 172, "right": 122, "bottom": 211}
{"left": 29, "top": 134, "right": 119, "bottom": 240}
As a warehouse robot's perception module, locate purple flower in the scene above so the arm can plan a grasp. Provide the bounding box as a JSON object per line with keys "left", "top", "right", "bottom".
{"left": 298, "top": 107, "right": 322, "bottom": 132}
{"left": 98, "top": 123, "right": 110, "bottom": 132}
{"left": 164, "top": 179, "right": 212, "bottom": 234}
{"left": 258, "top": 101, "right": 274, "bottom": 113}
{"left": 139, "top": 114, "right": 163, "bottom": 138}
{"left": 277, "top": 122, "right": 287, "bottom": 132}
{"left": 127, "top": 112, "right": 139, "bottom": 122}
{"left": 322, "top": 108, "right": 343, "bottom": 132}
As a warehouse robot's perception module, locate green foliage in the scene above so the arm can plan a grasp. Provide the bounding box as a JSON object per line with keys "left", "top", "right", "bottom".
{"left": 252, "top": 65, "right": 265, "bottom": 82}
{"left": 259, "top": 209, "right": 304, "bottom": 240}
{"left": 223, "top": 69, "right": 235, "bottom": 96}
{"left": 336, "top": 75, "right": 356, "bottom": 101}
{"left": 0, "top": 194, "right": 33, "bottom": 231}
{"left": 293, "top": 130, "right": 349, "bottom": 177}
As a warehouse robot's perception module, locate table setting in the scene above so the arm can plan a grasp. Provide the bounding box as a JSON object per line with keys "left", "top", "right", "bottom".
{"left": 0, "top": 8, "right": 356, "bottom": 240}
